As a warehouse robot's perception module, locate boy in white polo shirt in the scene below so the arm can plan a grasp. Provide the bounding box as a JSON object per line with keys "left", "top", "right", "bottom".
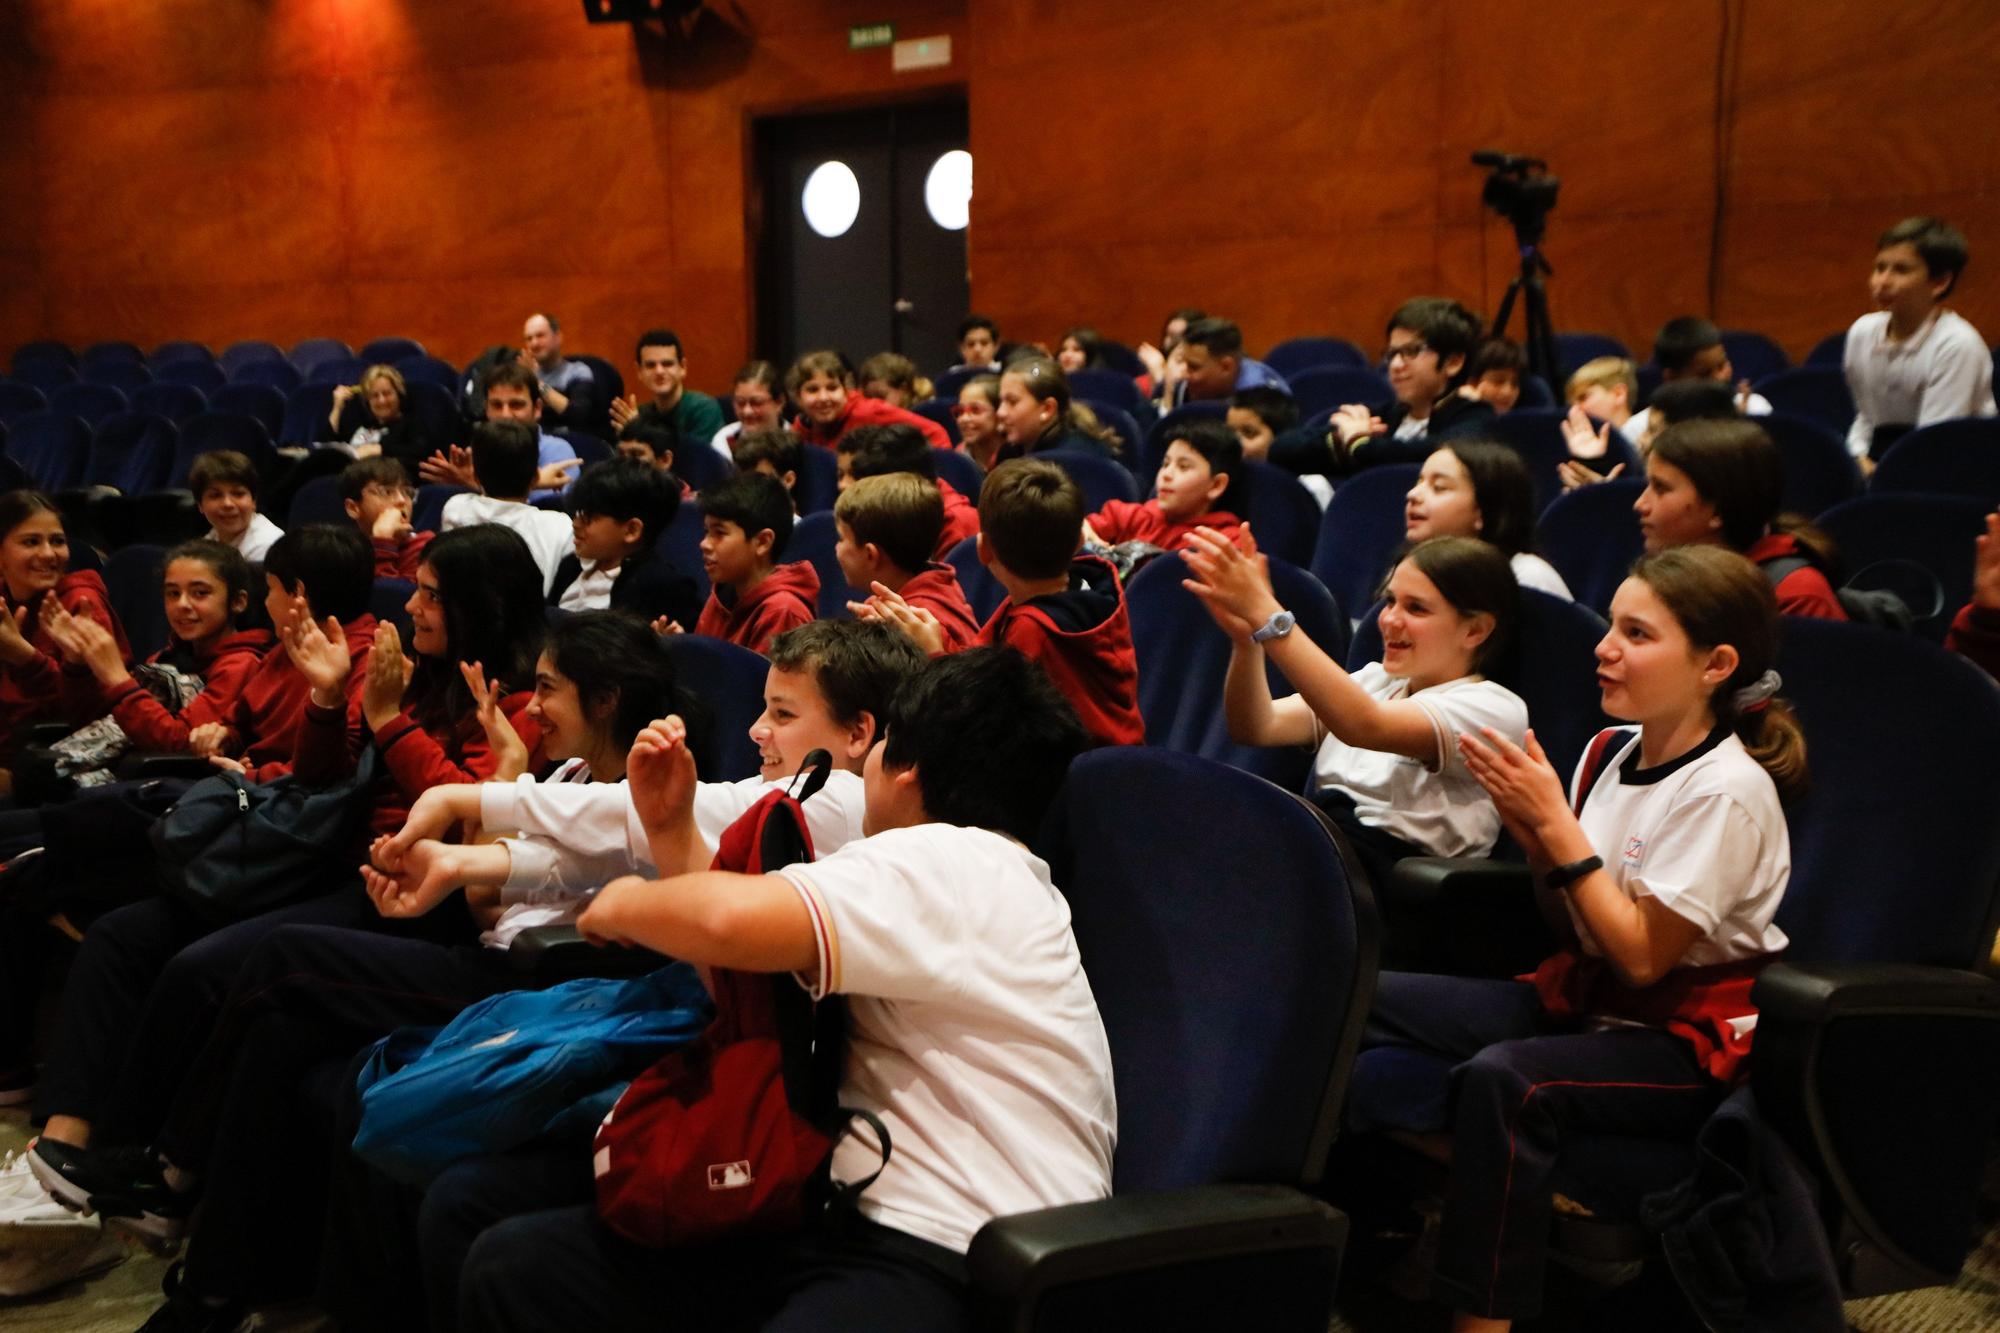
{"left": 458, "top": 646, "right": 1113, "bottom": 1333}
{"left": 1843, "top": 216, "right": 1996, "bottom": 468}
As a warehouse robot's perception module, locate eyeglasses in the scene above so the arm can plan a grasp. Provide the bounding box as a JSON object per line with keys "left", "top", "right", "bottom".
{"left": 1383, "top": 341, "right": 1432, "bottom": 364}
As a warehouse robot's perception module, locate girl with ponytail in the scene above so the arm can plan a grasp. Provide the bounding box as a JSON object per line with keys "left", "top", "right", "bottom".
{"left": 1347, "top": 544, "right": 1805, "bottom": 1333}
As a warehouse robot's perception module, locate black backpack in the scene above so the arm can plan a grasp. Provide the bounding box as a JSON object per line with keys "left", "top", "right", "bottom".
{"left": 1757, "top": 553, "right": 1934, "bottom": 633}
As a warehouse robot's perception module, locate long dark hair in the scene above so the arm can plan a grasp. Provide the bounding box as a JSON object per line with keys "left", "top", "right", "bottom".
{"left": 544, "top": 611, "right": 706, "bottom": 759}
{"left": 403, "top": 525, "right": 546, "bottom": 728}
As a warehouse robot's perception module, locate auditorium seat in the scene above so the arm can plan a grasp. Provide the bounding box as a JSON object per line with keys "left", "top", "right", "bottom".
{"left": 1804, "top": 331, "right": 1846, "bottom": 366}
{"left": 0, "top": 381, "right": 49, "bottom": 426}
{"left": 1310, "top": 463, "right": 1417, "bottom": 626}
{"left": 286, "top": 475, "right": 347, "bottom": 528}
{"left": 1127, "top": 553, "right": 1345, "bottom": 790}
{"left": 1758, "top": 412, "right": 1862, "bottom": 516}
{"left": 208, "top": 384, "right": 287, "bottom": 441}
{"left": 78, "top": 359, "right": 152, "bottom": 394}
{"left": 171, "top": 413, "right": 277, "bottom": 490}
{"left": 1096, "top": 340, "right": 1146, "bottom": 379}
{"left": 928, "top": 444, "right": 980, "bottom": 501}
{"left": 571, "top": 354, "right": 624, "bottom": 428}
{"left": 370, "top": 578, "right": 416, "bottom": 643}
{"left": 1079, "top": 401, "right": 1144, "bottom": 465}
{"left": 219, "top": 341, "right": 289, "bottom": 377}
{"left": 930, "top": 366, "right": 979, "bottom": 401}
{"left": 1263, "top": 335, "right": 1369, "bottom": 378}
{"left": 5, "top": 411, "right": 92, "bottom": 490}
{"left": 1554, "top": 332, "right": 1628, "bottom": 377}
{"left": 393, "top": 354, "right": 460, "bottom": 390}
{"left": 1819, "top": 492, "right": 1989, "bottom": 640}
{"left": 358, "top": 337, "right": 426, "bottom": 365}
{"left": 1288, "top": 367, "right": 1393, "bottom": 420}
{"left": 1042, "top": 448, "right": 1139, "bottom": 513}
{"left": 305, "top": 356, "right": 368, "bottom": 388}
{"left": 84, "top": 411, "right": 178, "bottom": 495}
{"left": 944, "top": 534, "right": 1006, "bottom": 622}
{"left": 1536, "top": 477, "right": 1646, "bottom": 615}
{"left": 131, "top": 382, "right": 208, "bottom": 424}
{"left": 970, "top": 747, "right": 1366, "bottom": 1329}
{"left": 1068, "top": 367, "right": 1144, "bottom": 415}
{"left": 105, "top": 544, "right": 170, "bottom": 660}
{"left": 10, "top": 359, "right": 76, "bottom": 392}
{"left": 658, "top": 504, "right": 709, "bottom": 608}
{"left": 148, "top": 341, "right": 214, "bottom": 369}
{"left": 405, "top": 380, "right": 466, "bottom": 452}
{"left": 81, "top": 341, "right": 144, "bottom": 365}
{"left": 1243, "top": 459, "right": 1321, "bottom": 568}
{"left": 786, "top": 510, "right": 852, "bottom": 620}
{"left": 1869, "top": 417, "right": 2000, "bottom": 502}
{"left": 660, "top": 633, "right": 769, "bottom": 781}
{"left": 1720, "top": 329, "right": 1789, "bottom": 383}
{"left": 1755, "top": 365, "right": 1856, "bottom": 436}
{"left": 154, "top": 359, "right": 226, "bottom": 393}
{"left": 288, "top": 339, "right": 353, "bottom": 376}
{"left": 793, "top": 443, "right": 839, "bottom": 515}
{"left": 48, "top": 382, "right": 130, "bottom": 428}
{"left": 281, "top": 384, "right": 340, "bottom": 447}
{"left": 10, "top": 340, "right": 76, "bottom": 372}
{"left": 411, "top": 484, "right": 470, "bottom": 536}
{"left": 230, "top": 358, "right": 303, "bottom": 394}
{"left": 909, "top": 397, "right": 961, "bottom": 447}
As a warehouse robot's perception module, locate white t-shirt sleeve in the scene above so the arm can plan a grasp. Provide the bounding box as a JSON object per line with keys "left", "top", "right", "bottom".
{"left": 1511, "top": 553, "right": 1572, "bottom": 601}
{"left": 777, "top": 831, "right": 965, "bottom": 1004}
{"left": 1409, "top": 680, "right": 1528, "bottom": 775}
{"left": 1918, "top": 330, "right": 1997, "bottom": 426}
{"left": 1622, "top": 791, "right": 1773, "bottom": 935}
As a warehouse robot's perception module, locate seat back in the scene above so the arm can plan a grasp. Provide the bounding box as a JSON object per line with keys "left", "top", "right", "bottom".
{"left": 48, "top": 382, "right": 130, "bottom": 427}
{"left": 1096, "top": 340, "right": 1146, "bottom": 378}
{"left": 1140, "top": 401, "right": 1227, "bottom": 479}
{"left": 131, "top": 382, "right": 208, "bottom": 424}
{"left": 1264, "top": 336, "right": 1368, "bottom": 377}
{"left": 943, "top": 534, "right": 1005, "bottom": 623}
{"left": 787, "top": 511, "right": 852, "bottom": 620}
{"left": 230, "top": 358, "right": 302, "bottom": 394}
{"left": 406, "top": 380, "right": 465, "bottom": 452}
{"left": 1804, "top": 332, "right": 1846, "bottom": 366}
{"left": 1555, "top": 332, "right": 1630, "bottom": 378}
{"left": 1755, "top": 366, "right": 1856, "bottom": 436}
{"left": 1348, "top": 588, "right": 1610, "bottom": 782}
{"left": 659, "top": 503, "right": 710, "bottom": 607}
{"left": 288, "top": 338, "right": 353, "bottom": 375}
{"left": 1721, "top": 330, "right": 1789, "bottom": 384}
{"left": 393, "top": 355, "right": 460, "bottom": 390}
{"left": 10, "top": 359, "right": 76, "bottom": 392}
{"left": 80, "top": 359, "right": 152, "bottom": 393}
{"left": 1242, "top": 460, "right": 1321, "bottom": 567}
{"left": 1311, "top": 464, "right": 1417, "bottom": 624}
{"left": 1038, "top": 747, "right": 1377, "bottom": 1191}
{"left": 370, "top": 578, "right": 416, "bottom": 643}
{"left": 207, "top": 384, "right": 286, "bottom": 440}
{"left": 1488, "top": 408, "right": 1639, "bottom": 512}
{"left": 794, "top": 444, "right": 839, "bottom": 515}
{"left": 660, "top": 633, "right": 769, "bottom": 782}
{"left": 1817, "top": 493, "right": 1989, "bottom": 640}
{"left": 1041, "top": 448, "right": 1138, "bottom": 513}
{"left": 105, "top": 544, "right": 170, "bottom": 660}
{"left": 149, "top": 341, "right": 214, "bottom": 365}
{"left": 1289, "top": 367, "right": 1392, "bottom": 420}
{"left": 4, "top": 411, "right": 92, "bottom": 490}
{"left": 1067, "top": 367, "right": 1142, "bottom": 413}
{"left": 219, "top": 341, "right": 288, "bottom": 377}
{"left": 1773, "top": 619, "right": 2000, "bottom": 966}
{"left": 82, "top": 341, "right": 144, "bottom": 366}
{"left": 572, "top": 354, "right": 624, "bottom": 422}
{"left": 85, "top": 411, "right": 178, "bottom": 494}
{"left": 287, "top": 475, "right": 348, "bottom": 528}
{"left": 11, "top": 341, "right": 76, "bottom": 372}
{"left": 280, "top": 384, "right": 339, "bottom": 446}
{"left": 358, "top": 336, "right": 426, "bottom": 365}
{"left": 173, "top": 413, "right": 276, "bottom": 488}
{"left": 0, "top": 381, "right": 49, "bottom": 426}
{"left": 153, "top": 359, "right": 225, "bottom": 393}
{"left": 1536, "top": 477, "right": 1647, "bottom": 615}
{"left": 410, "top": 483, "right": 470, "bottom": 536}
{"left": 1079, "top": 401, "right": 1144, "bottom": 465}
{"left": 931, "top": 445, "right": 982, "bottom": 500}
{"left": 306, "top": 356, "right": 369, "bottom": 388}
{"left": 930, "top": 366, "right": 979, "bottom": 401}
{"left": 1759, "top": 413, "right": 1861, "bottom": 517}
{"left": 1127, "top": 555, "right": 1344, "bottom": 790}
{"left": 909, "top": 397, "right": 961, "bottom": 447}
{"left": 1870, "top": 418, "right": 2000, "bottom": 502}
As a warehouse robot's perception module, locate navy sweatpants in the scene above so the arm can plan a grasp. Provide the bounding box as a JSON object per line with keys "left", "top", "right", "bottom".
{"left": 1350, "top": 971, "right": 1724, "bottom": 1320}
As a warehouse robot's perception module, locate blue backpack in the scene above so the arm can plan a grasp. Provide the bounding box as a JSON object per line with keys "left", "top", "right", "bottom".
{"left": 352, "top": 963, "right": 713, "bottom": 1186}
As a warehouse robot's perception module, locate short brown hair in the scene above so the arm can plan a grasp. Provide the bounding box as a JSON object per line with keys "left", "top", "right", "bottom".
{"left": 188, "top": 449, "right": 259, "bottom": 496}
{"left": 483, "top": 360, "right": 541, "bottom": 402}
{"left": 785, "top": 350, "right": 852, "bottom": 399}
{"left": 835, "top": 473, "right": 944, "bottom": 575}
{"left": 978, "top": 458, "right": 1082, "bottom": 580}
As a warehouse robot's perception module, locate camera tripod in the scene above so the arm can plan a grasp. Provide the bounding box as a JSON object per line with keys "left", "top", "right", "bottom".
{"left": 1491, "top": 242, "right": 1561, "bottom": 389}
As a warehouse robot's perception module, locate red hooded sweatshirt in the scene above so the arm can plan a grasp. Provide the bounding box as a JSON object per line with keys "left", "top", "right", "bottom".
{"left": 979, "top": 554, "right": 1143, "bottom": 747}
{"left": 793, "top": 394, "right": 951, "bottom": 452}
{"left": 82, "top": 628, "right": 276, "bottom": 755}
{"left": 1949, "top": 603, "right": 2000, "bottom": 680}
{"left": 1087, "top": 499, "right": 1242, "bottom": 552}
{"left": 900, "top": 563, "right": 982, "bottom": 654}
{"left": 933, "top": 477, "right": 982, "bottom": 562}
{"left": 373, "top": 530, "right": 436, "bottom": 583}
{"left": 240, "top": 614, "right": 379, "bottom": 783}
{"left": 695, "top": 560, "right": 820, "bottom": 656}
{"left": 0, "top": 571, "right": 131, "bottom": 757}
{"left": 1744, "top": 533, "right": 1848, "bottom": 621}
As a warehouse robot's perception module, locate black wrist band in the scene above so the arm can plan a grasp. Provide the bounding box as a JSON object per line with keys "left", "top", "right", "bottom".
{"left": 1544, "top": 855, "right": 1604, "bottom": 892}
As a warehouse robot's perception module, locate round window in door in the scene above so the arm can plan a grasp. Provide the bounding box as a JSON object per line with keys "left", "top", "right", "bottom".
{"left": 924, "top": 150, "right": 972, "bottom": 231}
{"left": 802, "top": 161, "right": 861, "bottom": 239}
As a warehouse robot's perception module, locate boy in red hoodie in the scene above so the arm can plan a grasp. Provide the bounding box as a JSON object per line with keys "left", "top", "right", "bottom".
{"left": 691, "top": 472, "right": 818, "bottom": 654}
{"left": 865, "top": 459, "right": 1143, "bottom": 746}
{"left": 835, "top": 473, "right": 981, "bottom": 652}
{"left": 340, "top": 458, "right": 432, "bottom": 581}
{"left": 788, "top": 349, "right": 952, "bottom": 451}
{"left": 836, "top": 423, "right": 980, "bottom": 559}
{"left": 1084, "top": 418, "right": 1245, "bottom": 551}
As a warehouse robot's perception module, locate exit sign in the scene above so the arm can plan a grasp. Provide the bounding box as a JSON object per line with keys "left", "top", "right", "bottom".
{"left": 849, "top": 23, "right": 894, "bottom": 49}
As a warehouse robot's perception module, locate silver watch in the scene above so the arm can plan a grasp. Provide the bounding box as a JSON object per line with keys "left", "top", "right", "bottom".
{"left": 1250, "top": 609, "right": 1296, "bottom": 643}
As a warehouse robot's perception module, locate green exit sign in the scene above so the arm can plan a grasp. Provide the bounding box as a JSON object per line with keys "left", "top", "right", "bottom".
{"left": 849, "top": 23, "right": 895, "bottom": 49}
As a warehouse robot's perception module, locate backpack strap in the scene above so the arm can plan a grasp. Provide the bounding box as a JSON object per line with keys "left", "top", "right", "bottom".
{"left": 825, "top": 1106, "right": 893, "bottom": 1206}
{"left": 1572, "top": 728, "right": 1626, "bottom": 817}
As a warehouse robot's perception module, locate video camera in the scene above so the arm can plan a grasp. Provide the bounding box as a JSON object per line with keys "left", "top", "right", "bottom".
{"left": 1472, "top": 150, "right": 1560, "bottom": 248}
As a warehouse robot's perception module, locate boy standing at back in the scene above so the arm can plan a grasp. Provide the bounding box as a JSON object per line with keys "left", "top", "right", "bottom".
{"left": 864, "top": 459, "right": 1143, "bottom": 747}
{"left": 691, "top": 471, "right": 819, "bottom": 654}
{"left": 835, "top": 473, "right": 982, "bottom": 652}
{"left": 458, "top": 646, "right": 1114, "bottom": 1333}
{"left": 1844, "top": 216, "right": 1996, "bottom": 467}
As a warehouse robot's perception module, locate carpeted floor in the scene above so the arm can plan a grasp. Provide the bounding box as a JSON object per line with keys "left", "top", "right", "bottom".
{"left": 5, "top": 1103, "right": 1999, "bottom": 1332}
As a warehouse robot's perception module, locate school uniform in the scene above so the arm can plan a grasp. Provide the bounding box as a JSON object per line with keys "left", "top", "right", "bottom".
{"left": 793, "top": 395, "right": 952, "bottom": 452}
{"left": 694, "top": 560, "right": 819, "bottom": 655}
{"left": 1843, "top": 308, "right": 1996, "bottom": 460}
{"left": 899, "top": 564, "right": 981, "bottom": 654}
{"left": 1948, "top": 603, "right": 2000, "bottom": 680}
{"left": 979, "top": 553, "right": 1142, "bottom": 747}
{"left": 546, "top": 547, "right": 701, "bottom": 631}
{"left": 373, "top": 530, "right": 435, "bottom": 582}
{"left": 934, "top": 477, "right": 980, "bottom": 560}
{"left": 1086, "top": 499, "right": 1240, "bottom": 550}
{"left": 0, "top": 571, "right": 130, "bottom": 759}
{"left": 82, "top": 628, "right": 274, "bottom": 754}
{"left": 209, "top": 512, "right": 285, "bottom": 565}
{"left": 1348, "top": 724, "right": 1790, "bottom": 1320}
{"left": 1267, "top": 393, "right": 1496, "bottom": 480}
{"left": 438, "top": 494, "right": 574, "bottom": 594}
{"left": 457, "top": 822, "right": 1116, "bottom": 1333}
{"left": 1510, "top": 552, "right": 1572, "bottom": 601}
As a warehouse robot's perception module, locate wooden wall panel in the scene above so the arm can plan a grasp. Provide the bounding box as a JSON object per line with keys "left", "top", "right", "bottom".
{"left": 1, "top": 0, "right": 1993, "bottom": 384}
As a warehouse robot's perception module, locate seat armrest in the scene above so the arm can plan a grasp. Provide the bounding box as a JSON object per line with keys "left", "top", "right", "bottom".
{"left": 505, "top": 924, "right": 658, "bottom": 977}
{"left": 19, "top": 721, "right": 72, "bottom": 748}
{"left": 1380, "top": 857, "right": 1550, "bottom": 977}
{"left": 1751, "top": 961, "right": 2000, "bottom": 1290}
{"left": 115, "top": 753, "right": 219, "bottom": 781}
{"left": 968, "top": 1184, "right": 1345, "bottom": 1332}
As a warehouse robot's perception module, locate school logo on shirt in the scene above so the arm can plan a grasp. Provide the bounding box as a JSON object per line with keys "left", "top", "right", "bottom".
{"left": 707, "top": 1160, "right": 755, "bottom": 1190}
{"left": 1624, "top": 835, "right": 1645, "bottom": 866}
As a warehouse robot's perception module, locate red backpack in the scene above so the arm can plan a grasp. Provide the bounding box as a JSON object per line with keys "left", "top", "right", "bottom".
{"left": 592, "top": 753, "right": 891, "bottom": 1247}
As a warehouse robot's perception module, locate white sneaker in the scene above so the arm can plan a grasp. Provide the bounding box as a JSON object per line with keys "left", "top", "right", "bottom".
{"left": 0, "top": 1148, "right": 126, "bottom": 1296}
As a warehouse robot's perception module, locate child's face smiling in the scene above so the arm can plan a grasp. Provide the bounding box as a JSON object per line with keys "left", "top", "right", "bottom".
{"left": 751, "top": 666, "right": 861, "bottom": 781}
{"left": 200, "top": 483, "right": 256, "bottom": 542}
{"left": 1153, "top": 440, "right": 1223, "bottom": 522}
{"left": 798, "top": 373, "right": 848, "bottom": 425}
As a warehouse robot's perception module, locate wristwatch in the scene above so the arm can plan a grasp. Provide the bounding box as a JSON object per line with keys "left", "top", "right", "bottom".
{"left": 1250, "top": 609, "right": 1297, "bottom": 643}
